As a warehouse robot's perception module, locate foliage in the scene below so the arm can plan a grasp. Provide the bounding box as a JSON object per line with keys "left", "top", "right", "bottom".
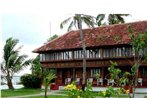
{"left": 102, "top": 86, "right": 116, "bottom": 97}
{"left": 31, "top": 55, "right": 44, "bottom": 86}
{"left": 43, "top": 69, "right": 56, "bottom": 98}
{"left": 128, "top": 28, "right": 147, "bottom": 98}
{"left": 94, "top": 73, "right": 100, "bottom": 80}
{"left": 96, "top": 14, "right": 105, "bottom": 26}
{"left": 118, "top": 72, "right": 131, "bottom": 86}
{"left": 64, "top": 82, "right": 95, "bottom": 98}
{"left": 21, "top": 74, "right": 42, "bottom": 88}
{"left": 107, "top": 61, "right": 131, "bottom": 87}
{"left": 1, "top": 37, "right": 31, "bottom": 89}
{"left": 98, "top": 86, "right": 129, "bottom": 97}
{"left": 47, "top": 34, "right": 58, "bottom": 42}
{"left": 31, "top": 55, "right": 42, "bottom": 77}
{"left": 108, "top": 61, "right": 121, "bottom": 80}
{"left": 81, "top": 82, "right": 95, "bottom": 98}
{"left": 60, "top": 14, "right": 94, "bottom": 31}
{"left": 95, "top": 14, "right": 129, "bottom": 26}
{"left": 64, "top": 83, "right": 81, "bottom": 98}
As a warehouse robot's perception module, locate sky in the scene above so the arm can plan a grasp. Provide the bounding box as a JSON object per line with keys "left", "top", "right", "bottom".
{"left": 0, "top": 0, "right": 147, "bottom": 75}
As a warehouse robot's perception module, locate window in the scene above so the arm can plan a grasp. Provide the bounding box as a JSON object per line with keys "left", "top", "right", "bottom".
{"left": 39, "top": 54, "right": 43, "bottom": 61}
{"left": 74, "top": 50, "right": 78, "bottom": 59}
{"left": 142, "top": 68, "right": 147, "bottom": 77}
{"left": 86, "top": 50, "right": 90, "bottom": 58}
{"left": 63, "top": 51, "right": 72, "bottom": 60}
{"left": 103, "top": 49, "right": 109, "bottom": 58}
{"left": 42, "top": 54, "right": 46, "bottom": 61}
{"left": 90, "top": 68, "right": 101, "bottom": 77}
{"left": 96, "top": 49, "right": 101, "bottom": 58}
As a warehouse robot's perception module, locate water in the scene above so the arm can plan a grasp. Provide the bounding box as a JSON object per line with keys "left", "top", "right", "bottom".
{"left": 0, "top": 85, "right": 24, "bottom": 90}
{"left": 1, "top": 76, "right": 24, "bottom": 90}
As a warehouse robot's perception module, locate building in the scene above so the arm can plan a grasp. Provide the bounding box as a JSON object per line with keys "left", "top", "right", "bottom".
{"left": 33, "top": 20, "right": 147, "bottom": 88}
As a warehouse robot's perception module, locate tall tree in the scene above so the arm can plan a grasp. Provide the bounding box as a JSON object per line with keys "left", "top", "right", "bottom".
{"left": 31, "top": 55, "right": 44, "bottom": 86}
{"left": 129, "top": 29, "right": 147, "bottom": 98}
{"left": 96, "top": 14, "right": 129, "bottom": 26}
{"left": 1, "top": 37, "right": 30, "bottom": 89}
{"left": 60, "top": 14, "right": 95, "bottom": 90}
{"left": 31, "top": 55, "right": 42, "bottom": 76}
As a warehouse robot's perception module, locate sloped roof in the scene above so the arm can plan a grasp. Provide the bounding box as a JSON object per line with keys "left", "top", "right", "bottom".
{"left": 33, "top": 20, "right": 147, "bottom": 53}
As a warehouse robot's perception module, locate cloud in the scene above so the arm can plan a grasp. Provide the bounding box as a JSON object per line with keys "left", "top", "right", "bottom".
{"left": 1, "top": 0, "right": 147, "bottom": 76}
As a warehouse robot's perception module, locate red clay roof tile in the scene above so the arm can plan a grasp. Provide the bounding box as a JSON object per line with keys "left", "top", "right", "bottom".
{"left": 33, "top": 20, "right": 147, "bottom": 53}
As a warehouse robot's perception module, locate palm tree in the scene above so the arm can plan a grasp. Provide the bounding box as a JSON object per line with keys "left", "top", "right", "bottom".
{"left": 95, "top": 14, "right": 129, "bottom": 26}
{"left": 1, "top": 37, "right": 31, "bottom": 89}
{"left": 60, "top": 14, "right": 95, "bottom": 90}
{"left": 43, "top": 69, "right": 56, "bottom": 98}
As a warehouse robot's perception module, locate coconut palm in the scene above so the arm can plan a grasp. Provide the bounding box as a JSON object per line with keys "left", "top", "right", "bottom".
{"left": 95, "top": 14, "right": 129, "bottom": 26}
{"left": 1, "top": 37, "right": 31, "bottom": 89}
{"left": 108, "top": 14, "right": 129, "bottom": 24}
{"left": 60, "top": 14, "right": 95, "bottom": 90}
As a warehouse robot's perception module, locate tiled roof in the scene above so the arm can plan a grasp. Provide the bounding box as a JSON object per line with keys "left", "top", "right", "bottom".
{"left": 33, "top": 20, "right": 147, "bottom": 53}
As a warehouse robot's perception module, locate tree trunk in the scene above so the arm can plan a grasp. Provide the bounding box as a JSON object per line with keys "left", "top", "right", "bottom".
{"left": 132, "top": 53, "right": 140, "bottom": 98}
{"left": 73, "top": 67, "right": 75, "bottom": 81}
{"left": 7, "top": 77, "right": 14, "bottom": 89}
{"left": 44, "top": 81, "right": 48, "bottom": 98}
{"left": 77, "top": 14, "right": 87, "bottom": 91}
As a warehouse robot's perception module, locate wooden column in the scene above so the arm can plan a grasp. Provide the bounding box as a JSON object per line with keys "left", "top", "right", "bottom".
{"left": 101, "top": 67, "right": 104, "bottom": 79}
{"left": 72, "top": 67, "right": 75, "bottom": 81}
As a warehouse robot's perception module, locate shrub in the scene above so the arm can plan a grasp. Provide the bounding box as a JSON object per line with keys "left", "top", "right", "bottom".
{"left": 64, "top": 81, "right": 95, "bottom": 98}
{"left": 21, "top": 74, "right": 42, "bottom": 88}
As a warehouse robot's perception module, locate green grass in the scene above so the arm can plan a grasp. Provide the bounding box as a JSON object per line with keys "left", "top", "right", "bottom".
{"left": 144, "top": 96, "right": 147, "bottom": 98}
{"left": 1, "top": 88, "right": 130, "bottom": 98}
{"left": 1, "top": 88, "right": 43, "bottom": 97}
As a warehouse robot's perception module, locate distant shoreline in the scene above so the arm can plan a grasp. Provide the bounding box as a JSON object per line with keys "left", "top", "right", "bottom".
{"left": 1, "top": 84, "right": 24, "bottom": 90}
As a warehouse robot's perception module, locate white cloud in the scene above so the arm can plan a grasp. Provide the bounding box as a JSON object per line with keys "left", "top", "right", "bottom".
{"left": 1, "top": 0, "right": 147, "bottom": 76}
{"left": 0, "top": 0, "right": 147, "bottom": 14}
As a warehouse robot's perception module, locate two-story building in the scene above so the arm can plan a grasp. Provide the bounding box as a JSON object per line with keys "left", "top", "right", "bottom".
{"left": 33, "top": 20, "right": 147, "bottom": 88}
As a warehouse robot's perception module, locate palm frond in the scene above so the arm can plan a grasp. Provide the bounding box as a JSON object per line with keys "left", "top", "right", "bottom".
{"left": 67, "top": 21, "right": 74, "bottom": 31}
{"left": 4, "top": 37, "right": 19, "bottom": 63}
{"left": 82, "top": 15, "right": 95, "bottom": 28}
{"left": 60, "top": 17, "right": 71, "bottom": 29}
{"left": 108, "top": 14, "right": 115, "bottom": 24}
{"left": 108, "top": 14, "right": 129, "bottom": 25}
{"left": 1, "top": 63, "right": 7, "bottom": 75}
{"left": 96, "top": 14, "right": 105, "bottom": 26}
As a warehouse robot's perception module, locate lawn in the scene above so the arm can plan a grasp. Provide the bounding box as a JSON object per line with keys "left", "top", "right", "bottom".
{"left": 1, "top": 88, "right": 130, "bottom": 98}
{"left": 1, "top": 88, "right": 43, "bottom": 97}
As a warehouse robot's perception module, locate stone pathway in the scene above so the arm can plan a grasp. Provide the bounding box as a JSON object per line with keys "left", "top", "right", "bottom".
{"left": 132, "top": 93, "right": 147, "bottom": 98}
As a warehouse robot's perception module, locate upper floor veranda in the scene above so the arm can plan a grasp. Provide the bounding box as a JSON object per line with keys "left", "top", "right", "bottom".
{"left": 39, "top": 45, "right": 146, "bottom": 62}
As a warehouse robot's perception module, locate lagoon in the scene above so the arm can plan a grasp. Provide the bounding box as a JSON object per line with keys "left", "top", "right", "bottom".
{"left": 1, "top": 76, "right": 24, "bottom": 90}
{"left": 0, "top": 84, "right": 24, "bottom": 90}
